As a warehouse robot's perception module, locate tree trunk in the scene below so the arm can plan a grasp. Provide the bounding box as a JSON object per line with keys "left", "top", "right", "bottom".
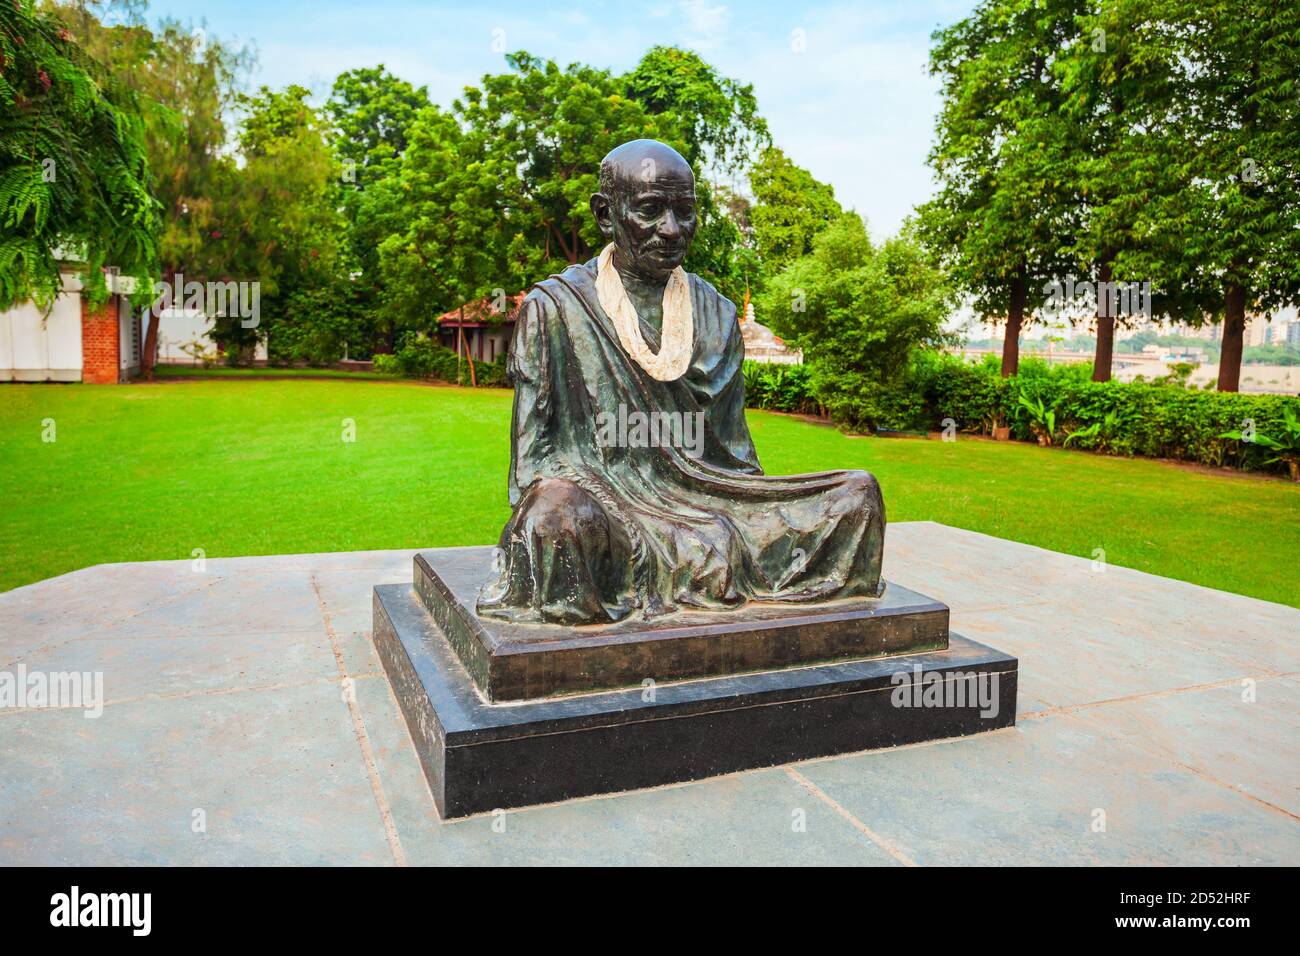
{"left": 459, "top": 306, "right": 476, "bottom": 387}
{"left": 1217, "top": 282, "right": 1246, "bottom": 392}
{"left": 1092, "top": 260, "right": 1114, "bottom": 382}
{"left": 141, "top": 311, "right": 160, "bottom": 381}
{"left": 140, "top": 267, "right": 172, "bottom": 381}
{"left": 1001, "top": 275, "right": 1027, "bottom": 377}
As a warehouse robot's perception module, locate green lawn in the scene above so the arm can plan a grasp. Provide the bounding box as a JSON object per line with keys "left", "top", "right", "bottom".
{"left": 2, "top": 378, "right": 1297, "bottom": 606}
{"left": 154, "top": 363, "right": 400, "bottom": 380}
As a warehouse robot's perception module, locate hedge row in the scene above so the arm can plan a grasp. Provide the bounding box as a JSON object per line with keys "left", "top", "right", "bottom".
{"left": 745, "top": 352, "right": 1300, "bottom": 476}
{"left": 373, "top": 341, "right": 1296, "bottom": 475}
{"left": 373, "top": 334, "right": 508, "bottom": 387}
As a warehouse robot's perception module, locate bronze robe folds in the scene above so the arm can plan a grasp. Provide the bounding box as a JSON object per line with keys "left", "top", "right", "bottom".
{"left": 477, "top": 259, "right": 885, "bottom": 626}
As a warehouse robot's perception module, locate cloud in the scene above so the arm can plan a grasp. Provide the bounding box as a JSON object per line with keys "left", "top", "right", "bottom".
{"left": 677, "top": 0, "right": 731, "bottom": 51}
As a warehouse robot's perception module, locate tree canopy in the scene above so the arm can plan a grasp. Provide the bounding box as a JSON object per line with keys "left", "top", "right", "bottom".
{"left": 749, "top": 146, "right": 843, "bottom": 278}
{"left": 0, "top": 0, "right": 158, "bottom": 309}
{"left": 921, "top": 0, "right": 1300, "bottom": 389}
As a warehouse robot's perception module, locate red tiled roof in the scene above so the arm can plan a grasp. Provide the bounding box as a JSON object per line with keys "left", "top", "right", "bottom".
{"left": 437, "top": 292, "right": 526, "bottom": 325}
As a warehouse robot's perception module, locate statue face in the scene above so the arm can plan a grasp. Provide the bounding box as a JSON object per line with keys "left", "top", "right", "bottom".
{"left": 592, "top": 146, "right": 697, "bottom": 283}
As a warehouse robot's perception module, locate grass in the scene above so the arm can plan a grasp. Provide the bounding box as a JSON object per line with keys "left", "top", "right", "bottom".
{"left": 155, "top": 363, "right": 400, "bottom": 380}
{"left": 1, "top": 378, "right": 1297, "bottom": 606}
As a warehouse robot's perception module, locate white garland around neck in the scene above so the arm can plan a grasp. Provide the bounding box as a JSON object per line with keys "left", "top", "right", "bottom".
{"left": 595, "top": 243, "right": 693, "bottom": 382}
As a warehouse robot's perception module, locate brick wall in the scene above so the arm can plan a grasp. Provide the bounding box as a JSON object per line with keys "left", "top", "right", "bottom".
{"left": 80, "top": 296, "right": 120, "bottom": 384}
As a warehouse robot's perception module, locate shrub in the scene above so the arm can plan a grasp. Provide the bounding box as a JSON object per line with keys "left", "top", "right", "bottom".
{"left": 382, "top": 333, "right": 509, "bottom": 386}
{"left": 898, "top": 352, "right": 1298, "bottom": 475}
{"left": 742, "top": 361, "right": 817, "bottom": 414}
{"left": 268, "top": 284, "right": 372, "bottom": 367}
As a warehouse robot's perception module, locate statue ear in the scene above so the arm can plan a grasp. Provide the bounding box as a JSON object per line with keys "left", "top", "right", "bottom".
{"left": 590, "top": 193, "right": 614, "bottom": 240}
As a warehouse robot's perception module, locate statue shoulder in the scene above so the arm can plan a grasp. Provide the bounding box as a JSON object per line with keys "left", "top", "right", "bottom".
{"left": 523, "top": 262, "right": 595, "bottom": 315}
{"left": 686, "top": 272, "right": 738, "bottom": 331}
{"left": 516, "top": 279, "right": 568, "bottom": 323}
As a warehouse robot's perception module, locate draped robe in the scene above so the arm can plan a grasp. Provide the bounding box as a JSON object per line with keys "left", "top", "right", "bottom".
{"left": 476, "top": 258, "right": 885, "bottom": 626}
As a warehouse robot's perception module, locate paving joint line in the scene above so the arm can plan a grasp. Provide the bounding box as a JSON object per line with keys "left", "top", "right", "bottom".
{"left": 784, "top": 766, "right": 918, "bottom": 866}
{"left": 312, "top": 574, "right": 407, "bottom": 866}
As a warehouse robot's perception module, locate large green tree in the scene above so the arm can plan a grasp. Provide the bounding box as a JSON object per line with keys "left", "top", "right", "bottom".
{"left": 0, "top": 0, "right": 158, "bottom": 309}
{"left": 758, "top": 214, "right": 953, "bottom": 428}
{"left": 56, "top": 1, "right": 251, "bottom": 375}
{"left": 1053, "top": 0, "right": 1156, "bottom": 381}
{"left": 455, "top": 52, "right": 681, "bottom": 290}
{"left": 1123, "top": 0, "right": 1300, "bottom": 391}
{"left": 326, "top": 66, "right": 430, "bottom": 352}
{"left": 748, "top": 146, "right": 843, "bottom": 278}
{"left": 920, "top": 0, "right": 1084, "bottom": 377}
{"left": 623, "top": 45, "right": 768, "bottom": 175}
{"left": 623, "top": 46, "right": 770, "bottom": 303}
{"left": 378, "top": 106, "right": 502, "bottom": 340}
{"left": 216, "top": 84, "right": 349, "bottom": 361}
{"left": 326, "top": 65, "right": 429, "bottom": 182}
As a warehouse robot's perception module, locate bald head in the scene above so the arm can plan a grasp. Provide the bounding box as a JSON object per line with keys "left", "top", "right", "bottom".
{"left": 598, "top": 140, "right": 694, "bottom": 196}
{"left": 591, "top": 139, "right": 697, "bottom": 282}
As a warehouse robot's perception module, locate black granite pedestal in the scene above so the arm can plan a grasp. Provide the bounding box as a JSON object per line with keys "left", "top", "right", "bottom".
{"left": 372, "top": 548, "right": 1019, "bottom": 819}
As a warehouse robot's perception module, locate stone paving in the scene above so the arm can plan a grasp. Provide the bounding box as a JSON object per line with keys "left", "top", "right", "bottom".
{"left": 1, "top": 521, "right": 1296, "bottom": 865}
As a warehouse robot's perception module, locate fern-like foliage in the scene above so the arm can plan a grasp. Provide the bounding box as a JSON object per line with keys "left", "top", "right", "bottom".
{"left": 0, "top": 0, "right": 159, "bottom": 310}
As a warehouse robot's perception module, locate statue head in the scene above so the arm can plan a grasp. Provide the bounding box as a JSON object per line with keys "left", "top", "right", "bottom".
{"left": 591, "top": 139, "right": 697, "bottom": 283}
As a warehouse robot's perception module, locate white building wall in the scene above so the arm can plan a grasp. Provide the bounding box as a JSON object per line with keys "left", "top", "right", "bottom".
{"left": 153, "top": 309, "right": 267, "bottom": 364}
{"left": 0, "top": 273, "right": 84, "bottom": 382}
{"left": 155, "top": 309, "right": 216, "bottom": 363}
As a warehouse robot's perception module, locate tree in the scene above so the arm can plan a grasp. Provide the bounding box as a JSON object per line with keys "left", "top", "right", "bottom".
{"left": 326, "top": 65, "right": 429, "bottom": 182}
{"left": 451, "top": 52, "right": 681, "bottom": 293}
{"left": 326, "top": 66, "right": 430, "bottom": 352}
{"left": 749, "top": 146, "right": 842, "bottom": 277}
{"left": 758, "top": 214, "right": 952, "bottom": 427}
{"left": 920, "top": 0, "right": 1084, "bottom": 377}
{"left": 1124, "top": 0, "right": 1300, "bottom": 391}
{"left": 217, "top": 85, "right": 348, "bottom": 361}
{"left": 622, "top": 45, "right": 768, "bottom": 176}
{"left": 56, "top": 1, "right": 252, "bottom": 376}
{"left": 378, "top": 105, "right": 505, "bottom": 358}
{"left": 622, "top": 46, "right": 771, "bottom": 303}
{"left": 0, "top": 0, "right": 158, "bottom": 310}
{"left": 1053, "top": 1, "right": 1161, "bottom": 381}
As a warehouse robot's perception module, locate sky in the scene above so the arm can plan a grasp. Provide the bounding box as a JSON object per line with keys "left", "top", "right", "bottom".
{"left": 144, "top": 0, "right": 978, "bottom": 240}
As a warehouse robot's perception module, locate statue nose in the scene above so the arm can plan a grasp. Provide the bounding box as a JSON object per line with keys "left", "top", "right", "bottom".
{"left": 659, "top": 210, "right": 681, "bottom": 241}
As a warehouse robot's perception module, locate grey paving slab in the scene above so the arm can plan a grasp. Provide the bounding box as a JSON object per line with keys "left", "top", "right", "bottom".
{"left": 0, "top": 521, "right": 1295, "bottom": 866}
{"left": 310, "top": 564, "right": 414, "bottom": 675}
{"left": 955, "top": 600, "right": 1258, "bottom": 712}
{"left": 1069, "top": 676, "right": 1300, "bottom": 816}
{"left": 0, "top": 681, "right": 393, "bottom": 865}
{"left": 885, "top": 521, "right": 1068, "bottom": 608}
{"left": 792, "top": 712, "right": 1300, "bottom": 866}
{"left": 891, "top": 522, "right": 1298, "bottom": 653}
{"left": 91, "top": 568, "right": 325, "bottom": 640}
{"left": 5, "top": 629, "right": 339, "bottom": 705}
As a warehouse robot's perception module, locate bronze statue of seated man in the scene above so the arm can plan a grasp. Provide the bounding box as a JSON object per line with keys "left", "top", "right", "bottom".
{"left": 477, "top": 139, "right": 885, "bottom": 626}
